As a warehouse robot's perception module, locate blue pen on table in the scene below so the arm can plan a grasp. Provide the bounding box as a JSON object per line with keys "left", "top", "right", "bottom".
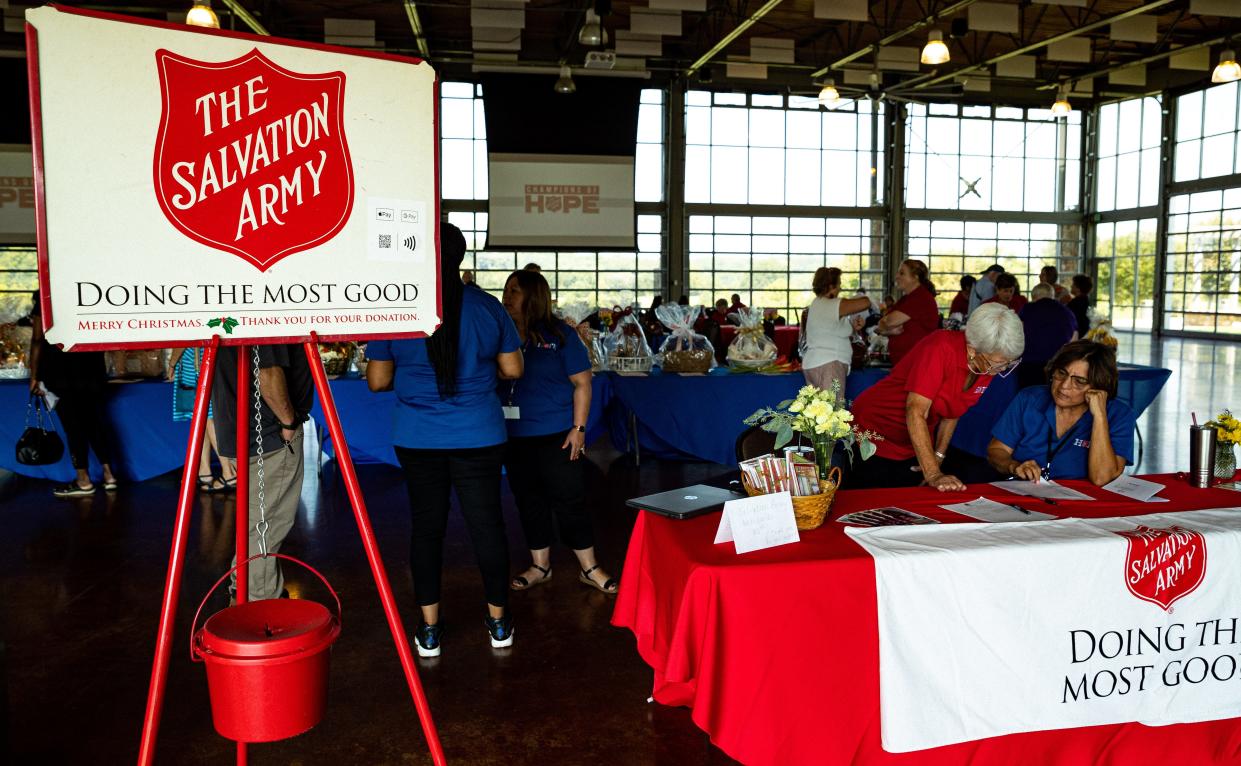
{"left": 1005, "top": 503, "right": 1031, "bottom": 516}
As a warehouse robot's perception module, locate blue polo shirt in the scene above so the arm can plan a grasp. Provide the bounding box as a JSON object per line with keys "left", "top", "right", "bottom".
{"left": 367, "top": 288, "right": 520, "bottom": 450}
{"left": 991, "top": 386, "right": 1136, "bottom": 480}
{"left": 501, "top": 321, "right": 591, "bottom": 438}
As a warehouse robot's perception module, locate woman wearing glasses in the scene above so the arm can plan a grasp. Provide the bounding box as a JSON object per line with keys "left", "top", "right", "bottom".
{"left": 987, "top": 340, "right": 1134, "bottom": 486}
{"left": 849, "top": 303, "right": 1025, "bottom": 491}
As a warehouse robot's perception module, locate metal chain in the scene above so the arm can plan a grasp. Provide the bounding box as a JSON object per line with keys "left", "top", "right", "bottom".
{"left": 252, "top": 347, "right": 270, "bottom": 557}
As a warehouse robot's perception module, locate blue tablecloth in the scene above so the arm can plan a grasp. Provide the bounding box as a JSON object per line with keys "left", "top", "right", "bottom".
{"left": 950, "top": 363, "right": 1172, "bottom": 456}
{"left": 1, "top": 376, "right": 615, "bottom": 482}
{"left": 606, "top": 369, "right": 888, "bottom": 466}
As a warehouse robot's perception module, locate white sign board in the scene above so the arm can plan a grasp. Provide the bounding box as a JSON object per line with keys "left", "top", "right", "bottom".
{"left": 487, "top": 153, "right": 635, "bottom": 248}
{"left": 26, "top": 6, "right": 439, "bottom": 350}
{"left": 0, "top": 145, "right": 36, "bottom": 244}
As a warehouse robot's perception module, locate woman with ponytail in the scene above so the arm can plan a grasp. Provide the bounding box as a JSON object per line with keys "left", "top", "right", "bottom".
{"left": 876, "top": 258, "right": 941, "bottom": 365}
{"left": 366, "top": 223, "right": 524, "bottom": 656}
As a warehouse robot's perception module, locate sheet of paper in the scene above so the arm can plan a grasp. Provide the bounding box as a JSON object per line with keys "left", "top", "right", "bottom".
{"left": 713, "top": 491, "right": 800, "bottom": 554}
{"left": 1102, "top": 474, "right": 1166, "bottom": 502}
{"left": 991, "top": 479, "right": 1094, "bottom": 501}
{"left": 940, "top": 496, "right": 1056, "bottom": 523}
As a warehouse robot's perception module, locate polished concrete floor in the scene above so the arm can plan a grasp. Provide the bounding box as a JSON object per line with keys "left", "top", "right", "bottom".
{"left": 1, "top": 334, "right": 1236, "bottom": 765}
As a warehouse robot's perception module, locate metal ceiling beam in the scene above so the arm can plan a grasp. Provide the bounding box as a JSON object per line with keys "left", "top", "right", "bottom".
{"left": 904, "top": 0, "right": 1175, "bottom": 91}
{"left": 219, "top": 0, "right": 269, "bottom": 36}
{"left": 811, "top": 0, "right": 982, "bottom": 80}
{"left": 685, "top": 0, "right": 784, "bottom": 77}
{"left": 402, "top": 0, "right": 432, "bottom": 60}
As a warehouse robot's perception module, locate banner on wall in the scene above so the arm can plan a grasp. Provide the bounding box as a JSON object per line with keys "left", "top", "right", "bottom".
{"left": 487, "top": 153, "right": 635, "bottom": 249}
{"left": 26, "top": 6, "right": 439, "bottom": 350}
{"left": 0, "top": 145, "right": 35, "bottom": 244}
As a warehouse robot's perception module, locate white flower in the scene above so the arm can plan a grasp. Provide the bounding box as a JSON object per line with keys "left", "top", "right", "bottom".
{"left": 789, "top": 400, "right": 804, "bottom": 413}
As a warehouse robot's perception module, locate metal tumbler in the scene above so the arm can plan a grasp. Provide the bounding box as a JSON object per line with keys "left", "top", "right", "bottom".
{"left": 1189, "top": 425, "right": 1218, "bottom": 488}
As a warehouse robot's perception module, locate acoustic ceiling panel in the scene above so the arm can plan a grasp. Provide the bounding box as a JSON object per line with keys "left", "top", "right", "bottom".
{"left": 1110, "top": 15, "right": 1157, "bottom": 43}
{"left": 959, "top": 75, "right": 991, "bottom": 93}
{"left": 1190, "top": 0, "right": 1241, "bottom": 17}
{"left": 750, "top": 37, "right": 795, "bottom": 64}
{"left": 1110, "top": 65, "right": 1147, "bottom": 87}
{"left": 1032, "top": 0, "right": 1087, "bottom": 6}
{"left": 726, "top": 60, "right": 768, "bottom": 79}
{"left": 615, "top": 30, "right": 663, "bottom": 58}
{"left": 649, "top": 0, "right": 706, "bottom": 10}
{"left": 814, "top": 0, "right": 868, "bottom": 22}
{"left": 630, "top": 8, "right": 682, "bottom": 37}
{"left": 324, "top": 18, "right": 377, "bottom": 48}
{"left": 1169, "top": 47, "right": 1211, "bottom": 70}
{"left": 876, "top": 45, "right": 920, "bottom": 72}
{"left": 1046, "top": 38, "right": 1092, "bottom": 63}
{"left": 969, "top": 3, "right": 1020, "bottom": 34}
{"left": 994, "top": 55, "right": 1037, "bottom": 79}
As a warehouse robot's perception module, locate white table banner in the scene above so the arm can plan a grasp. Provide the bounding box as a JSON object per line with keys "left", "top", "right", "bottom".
{"left": 847, "top": 509, "right": 1241, "bottom": 752}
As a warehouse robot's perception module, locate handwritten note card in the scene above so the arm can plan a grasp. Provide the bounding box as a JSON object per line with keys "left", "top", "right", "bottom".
{"left": 714, "top": 491, "right": 800, "bottom": 554}
{"left": 940, "top": 496, "right": 1057, "bottom": 522}
{"left": 1102, "top": 474, "right": 1168, "bottom": 502}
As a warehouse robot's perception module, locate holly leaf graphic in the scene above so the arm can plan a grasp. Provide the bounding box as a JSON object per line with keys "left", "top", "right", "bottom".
{"left": 206, "top": 318, "right": 222, "bottom": 329}
{"left": 207, "top": 317, "right": 238, "bottom": 335}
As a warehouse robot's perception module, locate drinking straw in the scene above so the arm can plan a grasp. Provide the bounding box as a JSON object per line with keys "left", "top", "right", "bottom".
{"left": 1192, "top": 412, "right": 1199, "bottom": 427}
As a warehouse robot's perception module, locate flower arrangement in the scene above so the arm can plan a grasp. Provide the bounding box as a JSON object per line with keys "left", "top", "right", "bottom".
{"left": 1207, "top": 410, "right": 1241, "bottom": 445}
{"left": 744, "top": 383, "right": 880, "bottom": 466}
{"left": 1084, "top": 309, "right": 1119, "bottom": 349}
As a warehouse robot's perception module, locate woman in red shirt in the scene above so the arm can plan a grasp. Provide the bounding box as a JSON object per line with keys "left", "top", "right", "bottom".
{"left": 848, "top": 303, "right": 1025, "bottom": 491}
{"left": 876, "top": 259, "right": 941, "bottom": 365}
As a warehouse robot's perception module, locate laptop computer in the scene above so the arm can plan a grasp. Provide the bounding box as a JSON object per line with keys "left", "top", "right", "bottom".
{"left": 626, "top": 481, "right": 747, "bottom": 520}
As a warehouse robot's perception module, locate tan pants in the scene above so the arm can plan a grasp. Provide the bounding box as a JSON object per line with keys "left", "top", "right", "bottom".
{"left": 803, "top": 361, "right": 850, "bottom": 401}
{"left": 231, "top": 425, "right": 304, "bottom": 600}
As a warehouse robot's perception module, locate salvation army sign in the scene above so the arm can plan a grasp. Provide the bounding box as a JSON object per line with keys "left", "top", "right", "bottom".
{"left": 1115, "top": 525, "right": 1207, "bottom": 612}
{"left": 26, "top": 6, "right": 438, "bottom": 349}
{"left": 153, "top": 48, "right": 353, "bottom": 271}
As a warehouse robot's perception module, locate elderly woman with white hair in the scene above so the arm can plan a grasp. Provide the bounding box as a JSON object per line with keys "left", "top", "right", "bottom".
{"left": 848, "top": 303, "right": 1025, "bottom": 491}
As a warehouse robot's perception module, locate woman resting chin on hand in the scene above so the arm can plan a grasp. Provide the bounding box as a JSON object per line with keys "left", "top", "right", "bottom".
{"left": 987, "top": 340, "right": 1135, "bottom": 487}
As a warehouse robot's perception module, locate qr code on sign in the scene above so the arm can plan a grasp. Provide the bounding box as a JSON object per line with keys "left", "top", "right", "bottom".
{"left": 378, "top": 234, "right": 392, "bottom": 249}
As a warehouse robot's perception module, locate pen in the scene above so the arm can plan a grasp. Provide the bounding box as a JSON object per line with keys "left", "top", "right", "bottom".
{"left": 1005, "top": 503, "right": 1031, "bottom": 515}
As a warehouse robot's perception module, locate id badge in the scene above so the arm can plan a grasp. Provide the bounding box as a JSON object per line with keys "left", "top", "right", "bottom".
{"left": 503, "top": 406, "right": 521, "bottom": 420}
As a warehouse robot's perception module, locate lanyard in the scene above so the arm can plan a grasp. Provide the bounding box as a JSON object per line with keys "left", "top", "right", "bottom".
{"left": 1044, "top": 423, "right": 1080, "bottom": 478}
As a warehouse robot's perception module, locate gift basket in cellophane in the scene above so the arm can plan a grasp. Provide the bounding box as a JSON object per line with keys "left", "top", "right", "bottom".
{"left": 559, "top": 303, "right": 607, "bottom": 372}
{"left": 726, "top": 307, "right": 779, "bottom": 371}
{"left": 654, "top": 305, "right": 716, "bottom": 373}
{"left": 604, "top": 311, "right": 654, "bottom": 373}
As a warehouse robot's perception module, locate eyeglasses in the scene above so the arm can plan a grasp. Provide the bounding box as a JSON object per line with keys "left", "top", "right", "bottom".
{"left": 1050, "top": 368, "right": 1090, "bottom": 389}
{"left": 968, "top": 353, "right": 1021, "bottom": 377}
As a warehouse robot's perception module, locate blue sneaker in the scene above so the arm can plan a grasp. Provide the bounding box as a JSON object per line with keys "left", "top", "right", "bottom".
{"left": 415, "top": 622, "right": 442, "bottom": 658}
{"left": 485, "top": 614, "right": 514, "bottom": 648}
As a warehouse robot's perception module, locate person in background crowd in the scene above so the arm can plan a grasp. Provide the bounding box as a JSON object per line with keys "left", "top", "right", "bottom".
{"left": 499, "top": 269, "right": 617, "bottom": 596}
{"left": 801, "top": 267, "right": 873, "bottom": 399}
{"left": 988, "top": 341, "right": 1133, "bottom": 486}
{"left": 1039, "top": 265, "right": 1069, "bottom": 303}
{"left": 729, "top": 293, "right": 747, "bottom": 314}
{"left": 763, "top": 307, "right": 787, "bottom": 326}
{"left": 640, "top": 295, "right": 668, "bottom": 349}
{"left": 1015, "top": 283, "right": 1079, "bottom": 389}
{"left": 523, "top": 262, "right": 542, "bottom": 272}
{"left": 1067, "top": 275, "right": 1093, "bottom": 338}
{"left": 211, "top": 342, "right": 313, "bottom": 603}
{"left": 950, "top": 275, "right": 975, "bottom": 316}
{"left": 711, "top": 298, "right": 731, "bottom": 325}
{"left": 367, "top": 223, "right": 523, "bottom": 656}
{"left": 969, "top": 264, "right": 1004, "bottom": 314}
{"left": 879, "top": 294, "right": 896, "bottom": 313}
{"left": 168, "top": 347, "right": 235, "bottom": 492}
{"left": 677, "top": 295, "right": 690, "bottom": 306}
{"left": 875, "top": 259, "right": 940, "bottom": 366}
{"left": 983, "top": 273, "right": 1028, "bottom": 313}
{"left": 462, "top": 269, "right": 476, "bottom": 286}
{"left": 27, "top": 290, "right": 119, "bottom": 497}
{"left": 849, "top": 303, "right": 1025, "bottom": 490}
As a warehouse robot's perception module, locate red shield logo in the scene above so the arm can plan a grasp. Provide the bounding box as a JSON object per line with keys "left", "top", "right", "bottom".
{"left": 1114, "top": 525, "right": 1207, "bottom": 611}
{"left": 153, "top": 48, "right": 354, "bottom": 271}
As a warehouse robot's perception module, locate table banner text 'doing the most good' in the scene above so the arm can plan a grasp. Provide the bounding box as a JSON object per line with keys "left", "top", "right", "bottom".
{"left": 847, "top": 509, "right": 1241, "bottom": 753}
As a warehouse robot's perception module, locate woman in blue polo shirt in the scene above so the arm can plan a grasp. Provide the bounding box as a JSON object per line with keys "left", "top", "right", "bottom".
{"left": 366, "top": 224, "right": 524, "bottom": 657}
{"left": 987, "top": 340, "right": 1135, "bottom": 486}
{"left": 500, "top": 269, "right": 617, "bottom": 595}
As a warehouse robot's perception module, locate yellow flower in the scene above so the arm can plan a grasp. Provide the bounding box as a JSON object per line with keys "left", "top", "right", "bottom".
{"left": 789, "top": 400, "right": 805, "bottom": 413}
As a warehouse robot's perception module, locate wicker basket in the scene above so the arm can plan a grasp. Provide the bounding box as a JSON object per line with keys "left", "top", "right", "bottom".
{"left": 318, "top": 342, "right": 356, "bottom": 376}
{"left": 661, "top": 348, "right": 713, "bottom": 373}
{"left": 741, "top": 465, "right": 842, "bottom": 531}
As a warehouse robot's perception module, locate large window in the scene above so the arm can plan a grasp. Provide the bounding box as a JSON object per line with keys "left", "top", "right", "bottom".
{"left": 0, "top": 247, "right": 36, "bottom": 322}
{"left": 684, "top": 91, "right": 884, "bottom": 207}
{"left": 1163, "top": 190, "right": 1241, "bottom": 335}
{"left": 687, "top": 215, "right": 886, "bottom": 318}
{"left": 906, "top": 220, "right": 1081, "bottom": 311}
{"left": 1095, "top": 97, "right": 1162, "bottom": 212}
{"left": 1094, "top": 219, "right": 1158, "bottom": 331}
{"left": 1174, "top": 80, "right": 1241, "bottom": 182}
{"left": 441, "top": 84, "right": 666, "bottom": 309}
{"left": 905, "top": 104, "right": 1081, "bottom": 213}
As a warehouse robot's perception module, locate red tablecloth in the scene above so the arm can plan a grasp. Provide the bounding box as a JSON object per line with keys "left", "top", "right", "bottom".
{"left": 717, "top": 325, "right": 799, "bottom": 359}
{"left": 612, "top": 476, "right": 1241, "bottom": 766}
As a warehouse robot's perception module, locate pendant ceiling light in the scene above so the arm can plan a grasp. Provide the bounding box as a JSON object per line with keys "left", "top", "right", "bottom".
{"left": 554, "top": 65, "right": 576, "bottom": 94}
{"left": 1212, "top": 49, "right": 1241, "bottom": 84}
{"left": 1051, "top": 85, "right": 1072, "bottom": 116}
{"left": 185, "top": 1, "right": 220, "bottom": 28}
{"left": 579, "top": 9, "right": 607, "bottom": 47}
{"left": 921, "top": 29, "right": 950, "bottom": 66}
{"left": 818, "top": 79, "right": 841, "bottom": 109}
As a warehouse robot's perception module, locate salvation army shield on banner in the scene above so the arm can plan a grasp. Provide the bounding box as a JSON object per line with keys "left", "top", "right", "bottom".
{"left": 26, "top": 6, "right": 439, "bottom": 349}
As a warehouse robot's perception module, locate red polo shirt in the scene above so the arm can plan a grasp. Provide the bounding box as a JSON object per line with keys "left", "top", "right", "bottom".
{"left": 887, "top": 285, "right": 940, "bottom": 365}
{"left": 983, "top": 294, "right": 1028, "bottom": 313}
{"left": 852, "top": 330, "right": 994, "bottom": 460}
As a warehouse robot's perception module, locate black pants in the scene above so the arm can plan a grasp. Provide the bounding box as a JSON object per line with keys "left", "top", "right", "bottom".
{"left": 503, "top": 431, "right": 593, "bottom": 552}
{"left": 53, "top": 383, "right": 114, "bottom": 471}
{"left": 844, "top": 446, "right": 921, "bottom": 489}
{"left": 395, "top": 444, "right": 509, "bottom": 610}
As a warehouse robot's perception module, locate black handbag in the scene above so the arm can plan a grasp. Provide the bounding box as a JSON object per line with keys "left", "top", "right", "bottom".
{"left": 16, "top": 394, "right": 65, "bottom": 466}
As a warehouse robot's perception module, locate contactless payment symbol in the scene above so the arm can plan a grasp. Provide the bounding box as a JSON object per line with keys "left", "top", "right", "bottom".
{"left": 1114, "top": 525, "right": 1207, "bottom": 612}
{"left": 153, "top": 48, "right": 354, "bottom": 271}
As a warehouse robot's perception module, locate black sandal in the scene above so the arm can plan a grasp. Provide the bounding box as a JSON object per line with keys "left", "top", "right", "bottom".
{"left": 197, "top": 474, "right": 217, "bottom": 492}
{"left": 579, "top": 565, "right": 618, "bottom": 595}
{"left": 511, "top": 563, "right": 552, "bottom": 591}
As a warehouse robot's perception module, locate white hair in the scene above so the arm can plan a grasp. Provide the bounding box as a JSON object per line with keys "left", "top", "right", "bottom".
{"left": 1030, "top": 283, "right": 1054, "bottom": 301}
{"left": 965, "top": 303, "right": 1025, "bottom": 360}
